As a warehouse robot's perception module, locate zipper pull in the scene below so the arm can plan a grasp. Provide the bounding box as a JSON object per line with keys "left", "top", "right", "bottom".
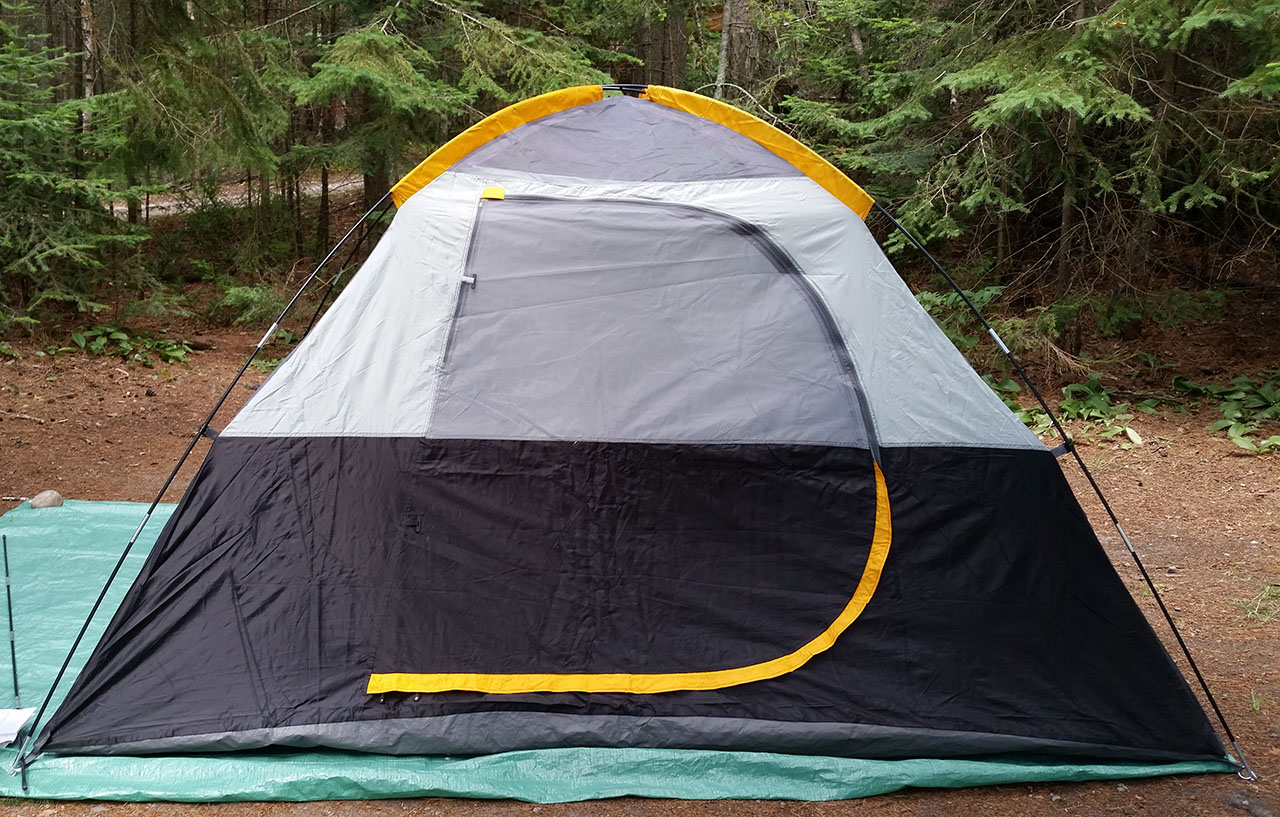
{"left": 461, "top": 273, "right": 477, "bottom": 289}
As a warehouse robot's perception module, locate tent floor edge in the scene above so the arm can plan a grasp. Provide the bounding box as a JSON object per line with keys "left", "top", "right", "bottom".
{"left": 0, "top": 747, "right": 1238, "bottom": 803}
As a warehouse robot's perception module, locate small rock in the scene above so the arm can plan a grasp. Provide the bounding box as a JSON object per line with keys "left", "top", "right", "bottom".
{"left": 1049, "top": 793, "right": 1062, "bottom": 802}
{"left": 90, "top": 807, "right": 107, "bottom": 814}
{"left": 1117, "top": 783, "right": 1128, "bottom": 793}
{"left": 1166, "top": 565, "right": 1179, "bottom": 575}
{"left": 29, "top": 489, "right": 63, "bottom": 509}
{"left": 1225, "top": 788, "right": 1275, "bottom": 817}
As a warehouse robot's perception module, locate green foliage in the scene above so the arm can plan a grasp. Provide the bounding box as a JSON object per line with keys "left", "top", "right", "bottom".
{"left": 292, "top": 28, "right": 468, "bottom": 181}
{"left": 1057, "top": 376, "right": 1143, "bottom": 448}
{"left": 250, "top": 356, "right": 282, "bottom": 374}
{"left": 983, "top": 372, "right": 1150, "bottom": 447}
{"left": 217, "top": 284, "right": 286, "bottom": 326}
{"left": 1240, "top": 583, "right": 1280, "bottom": 623}
{"left": 1177, "top": 371, "right": 1280, "bottom": 453}
{"left": 70, "top": 325, "right": 192, "bottom": 366}
{"left": 773, "top": 0, "right": 1279, "bottom": 285}
{"left": 983, "top": 375, "right": 1053, "bottom": 435}
{"left": 915, "top": 285, "right": 1002, "bottom": 351}
{"left": 0, "top": 1, "right": 147, "bottom": 326}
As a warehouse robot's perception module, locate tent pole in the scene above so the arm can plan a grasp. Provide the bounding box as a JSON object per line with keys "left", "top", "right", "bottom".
{"left": 14, "top": 191, "right": 395, "bottom": 774}
{"left": 301, "top": 199, "right": 395, "bottom": 339}
{"left": 3, "top": 535, "right": 17, "bottom": 708}
{"left": 872, "top": 200, "right": 1256, "bottom": 782}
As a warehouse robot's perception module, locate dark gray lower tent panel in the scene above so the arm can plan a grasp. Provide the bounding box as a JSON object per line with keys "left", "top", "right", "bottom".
{"left": 0, "top": 500, "right": 1235, "bottom": 801}
{"left": 35, "top": 440, "right": 1225, "bottom": 765}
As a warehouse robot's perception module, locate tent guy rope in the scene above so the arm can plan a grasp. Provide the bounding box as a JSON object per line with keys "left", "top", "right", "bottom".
{"left": 872, "top": 200, "right": 1257, "bottom": 783}
{"left": 13, "top": 192, "right": 394, "bottom": 787}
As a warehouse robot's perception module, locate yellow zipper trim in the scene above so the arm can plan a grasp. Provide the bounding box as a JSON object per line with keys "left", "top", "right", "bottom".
{"left": 367, "top": 461, "right": 891, "bottom": 695}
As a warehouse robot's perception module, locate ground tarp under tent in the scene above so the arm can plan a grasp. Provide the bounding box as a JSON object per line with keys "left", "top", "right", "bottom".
{"left": 0, "top": 84, "right": 1243, "bottom": 800}
{"left": 0, "top": 501, "right": 1233, "bottom": 801}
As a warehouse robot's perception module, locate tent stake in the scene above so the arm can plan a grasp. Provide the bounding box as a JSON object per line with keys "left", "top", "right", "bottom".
{"left": 3, "top": 535, "right": 17, "bottom": 708}
{"left": 873, "top": 200, "right": 1256, "bottom": 782}
{"left": 15, "top": 192, "right": 395, "bottom": 772}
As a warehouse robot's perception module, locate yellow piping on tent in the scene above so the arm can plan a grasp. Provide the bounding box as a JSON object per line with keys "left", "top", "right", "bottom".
{"left": 390, "top": 84, "right": 874, "bottom": 219}
{"left": 366, "top": 462, "right": 892, "bottom": 696}
{"left": 390, "top": 85, "right": 604, "bottom": 207}
{"left": 641, "top": 85, "right": 875, "bottom": 219}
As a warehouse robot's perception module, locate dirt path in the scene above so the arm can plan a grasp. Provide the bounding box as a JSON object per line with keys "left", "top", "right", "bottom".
{"left": 0, "top": 327, "right": 1277, "bottom": 816}
{"left": 109, "top": 172, "right": 364, "bottom": 221}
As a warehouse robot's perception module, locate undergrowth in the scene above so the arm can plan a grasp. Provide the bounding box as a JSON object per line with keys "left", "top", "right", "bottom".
{"left": 1174, "top": 372, "right": 1280, "bottom": 453}
{"left": 1240, "top": 583, "right": 1280, "bottom": 623}
{"left": 68, "top": 325, "right": 192, "bottom": 367}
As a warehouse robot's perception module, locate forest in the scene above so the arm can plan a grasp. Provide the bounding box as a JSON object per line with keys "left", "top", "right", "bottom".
{"left": 1, "top": 0, "right": 1278, "bottom": 445}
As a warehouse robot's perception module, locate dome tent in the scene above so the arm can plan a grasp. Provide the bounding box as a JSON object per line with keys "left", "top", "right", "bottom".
{"left": 26, "top": 86, "right": 1236, "bottom": 778}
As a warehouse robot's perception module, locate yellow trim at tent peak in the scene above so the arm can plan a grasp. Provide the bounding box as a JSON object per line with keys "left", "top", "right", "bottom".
{"left": 390, "top": 84, "right": 874, "bottom": 219}
{"left": 640, "top": 85, "right": 874, "bottom": 219}
{"left": 391, "top": 86, "right": 604, "bottom": 207}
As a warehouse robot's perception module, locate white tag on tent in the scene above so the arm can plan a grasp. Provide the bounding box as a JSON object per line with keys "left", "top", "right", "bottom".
{"left": 0, "top": 708, "right": 34, "bottom": 745}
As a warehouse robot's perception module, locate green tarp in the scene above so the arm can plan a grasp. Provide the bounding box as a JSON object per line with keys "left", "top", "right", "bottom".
{"left": 0, "top": 500, "right": 1234, "bottom": 802}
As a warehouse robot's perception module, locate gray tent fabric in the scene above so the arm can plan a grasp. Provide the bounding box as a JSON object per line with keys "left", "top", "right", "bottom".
{"left": 225, "top": 172, "right": 1042, "bottom": 451}
{"left": 455, "top": 95, "right": 803, "bottom": 183}
{"left": 430, "top": 196, "right": 870, "bottom": 446}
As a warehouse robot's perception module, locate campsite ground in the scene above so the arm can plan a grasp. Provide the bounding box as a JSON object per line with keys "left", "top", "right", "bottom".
{"left": 0, "top": 298, "right": 1277, "bottom": 816}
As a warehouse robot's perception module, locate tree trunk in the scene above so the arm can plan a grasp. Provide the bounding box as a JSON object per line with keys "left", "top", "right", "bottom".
{"left": 635, "top": 1, "right": 688, "bottom": 87}
{"left": 726, "top": 0, "right": 756, "bottom": 94}
{"left": 363, "top": 165, "right": 390, "bottom": 214}
{"left": 317, "top": 161, "right": 330, "bottom": 253}
{"left": 126, "top": 170, "right": 140, "bottom": 224}
{"left": 850, "top": 26, "right": 868, "bottom": 81}
{"left": 1056, "top": 111, "right": 1079, "bottom": 296}
{"left": 996, "top": 211, "right": 1009, "bottom": 286}
{"left": 1055, "top": 0, "right": 1087, "bottom": 297}
{"left": 714, "top": 0, "right": 731, "bottom": 98}
{"left": 1128, "top": 49, "right": 1178, "bottom": 276}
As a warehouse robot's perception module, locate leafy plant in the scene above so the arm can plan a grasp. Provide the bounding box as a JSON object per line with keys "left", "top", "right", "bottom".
{"left": 916, "top": 286, "right": 1004, "bottom": 352}
{"left": 250, "top": 356, "right": 281, "bottom": 374}
{"left": 217, "top": 284, "right": 285, "bottom": 326}
{"left": 71, "top": 325, "right": 192, "bottom": 366}
{"left": 984, "top": 374, "right": 1053, "bottom": 435}
{"left": 1057, "top": 376, "right": 1143, "bottom": 448}
{"left": 248, "top": 329, "right": 298, "bottom": 374}
{"left": 1175, "top": 371, "right": 1280, "bottom": 453}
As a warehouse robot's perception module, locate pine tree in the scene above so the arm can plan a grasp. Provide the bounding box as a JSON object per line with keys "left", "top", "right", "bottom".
{"left": 0, "top": 0, "right": 143, "bottom": 325}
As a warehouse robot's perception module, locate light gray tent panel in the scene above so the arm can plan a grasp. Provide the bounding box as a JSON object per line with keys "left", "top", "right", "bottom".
{"left": 428, "top": 196, "right": 869, "bottom": 446}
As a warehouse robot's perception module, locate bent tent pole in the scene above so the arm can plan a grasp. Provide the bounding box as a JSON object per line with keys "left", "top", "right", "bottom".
{"left": 13, "top": 192, "right": 396, "bottom": 785}
{"left": 300, "top": 204, "right": 395, "bottom": 339}
{"left": 3, "top": 535, "right": 17, "bottom": 708}
{"left": 872, "top": 201, "right": 1257, "bottom": 782}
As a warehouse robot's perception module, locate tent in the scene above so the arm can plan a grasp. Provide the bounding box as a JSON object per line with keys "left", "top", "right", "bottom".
{"left": 25, "top": 85, "right": 1234, "bottom": 777}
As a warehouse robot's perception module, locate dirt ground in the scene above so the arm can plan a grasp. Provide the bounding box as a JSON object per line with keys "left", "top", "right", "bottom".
{"left": 0, "top": 307, "right": 1277, "bottom": 815}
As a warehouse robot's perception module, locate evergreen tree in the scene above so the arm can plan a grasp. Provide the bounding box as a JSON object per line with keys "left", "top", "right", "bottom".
{"left": 0, "top": 0, "right": 143, "bottom": 326}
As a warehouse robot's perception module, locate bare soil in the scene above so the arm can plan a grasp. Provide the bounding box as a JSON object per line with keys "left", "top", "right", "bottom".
{"left": 0, "top": 301, "right": 1277, "bottom": 815}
